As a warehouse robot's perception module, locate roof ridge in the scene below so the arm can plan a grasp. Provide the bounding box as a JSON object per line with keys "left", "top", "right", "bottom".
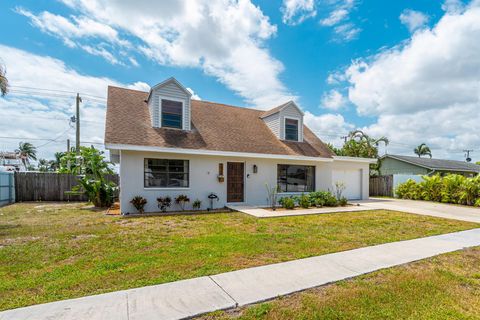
{"left": 192, "top": 99, "right": 264, "bottom": 112}
{"left": 108, "top": 85, "right": 149, "bottom": 94}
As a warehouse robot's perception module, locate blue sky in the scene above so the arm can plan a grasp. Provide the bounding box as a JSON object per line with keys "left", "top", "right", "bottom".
{"left": 0, "top": 0, "right": 479, "bottom": 162}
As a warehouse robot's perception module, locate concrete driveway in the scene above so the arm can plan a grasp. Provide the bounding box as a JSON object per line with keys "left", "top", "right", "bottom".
{"left": 356, "top": 198, "right": 480, "bottom": 223}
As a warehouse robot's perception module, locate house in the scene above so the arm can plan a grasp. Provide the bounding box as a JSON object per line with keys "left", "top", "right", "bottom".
{"left": 379, "top": 154, "right": 480, "bottom": 177}
{"left": 105, "top": 77, "right": 376, "bottom": 213}
{"left": 0, "top": 151, "right": 22, "bottom": 172}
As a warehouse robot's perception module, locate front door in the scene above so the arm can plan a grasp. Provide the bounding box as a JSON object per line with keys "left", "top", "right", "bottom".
{"left": 227, "top": 162, "right": 244, "bottom": 202}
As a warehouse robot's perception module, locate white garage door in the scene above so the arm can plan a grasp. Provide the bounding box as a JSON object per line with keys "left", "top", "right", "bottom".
{"left": 332, "top": 169, "right": 362, "bottom": 200}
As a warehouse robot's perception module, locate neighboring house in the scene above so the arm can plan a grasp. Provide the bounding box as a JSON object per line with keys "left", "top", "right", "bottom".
{"left": 105, "top": 77, "right": 376, "bottom": 213}
{"left": 379, "top": 154, "right": 480, "bottom": 177}
{"left": 0, "top": 151, "right": 22, "bottom": 171}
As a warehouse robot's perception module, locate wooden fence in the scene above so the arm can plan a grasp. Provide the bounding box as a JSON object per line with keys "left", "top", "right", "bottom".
{"left": 14, "top": 172, "right": 119, "bottom": 202}
{"left": 369, "top": 175, "right": 394, "bottom": 197}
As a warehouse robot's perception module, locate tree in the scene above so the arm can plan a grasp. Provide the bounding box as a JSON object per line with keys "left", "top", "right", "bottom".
{"left": 327, "top": 130, "right": 389, "bottom": 176}
{"left": 0, "top": 63, "right": 8, "bottom": 97}
{"left": 15, "top": 142, "right": 37, "bottom": 169}
{"left": 414, "top": 143, "right": 432, "bottom": 158}
{"left": 342, "top": 130, "right": 389, "bottom": 158}
{"left": 37, "top": 159, "right": 50, "bottom": 172}
{"left": 63, "top": 146, "right": 117, "bottom": 207}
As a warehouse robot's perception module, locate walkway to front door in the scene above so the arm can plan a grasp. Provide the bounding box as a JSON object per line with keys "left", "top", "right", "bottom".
{"left": 227, "top": 162, "right": 244, "bottom": 202}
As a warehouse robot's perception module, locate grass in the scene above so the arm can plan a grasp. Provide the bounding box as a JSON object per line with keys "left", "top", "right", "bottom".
{"left": 0, "top": 202, "right": 478, "bottom": 311}
{"left": 202, "top": 247, "right": 480, "bottom": 320}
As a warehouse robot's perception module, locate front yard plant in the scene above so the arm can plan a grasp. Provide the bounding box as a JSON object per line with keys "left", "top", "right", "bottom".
{"left": 396, "top": 174, "right": 480, "bottom": 206}
{"left": 130, "top": 196, "right": 147, "bottom": 214}
{"left": 278, "top": 190, "right": 342, "bottom": 210}
{"left": 157, "top": 196, "right": 172, "bottom": 212}
{"left": 174, "top": 194, "right": 190, "bottom": 211}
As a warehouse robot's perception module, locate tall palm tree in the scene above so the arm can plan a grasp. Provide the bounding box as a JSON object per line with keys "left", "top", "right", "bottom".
{"left": 15, "top": 142, "right": 37, "bottom": 169}
{"left": 414, "top": 143, "right": 432, "bottom": 158}
{"left": 0, "top": 63, "right": 8, "bottom": 97}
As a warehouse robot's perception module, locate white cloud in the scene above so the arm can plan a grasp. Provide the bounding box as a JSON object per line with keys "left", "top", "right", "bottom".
{"left": 320, "top": 89, "right": 348, "bottom": 110}
{"left": 187, "top": 88, "right": 201, "bottom": 100}
{"left": 304, "top": 111, "right": 354, "bottom": 146}
{"left": 442, "top": 0, "right": 465, "bottom": 14}
{"left": 333, "top": 23, "right": 361, "bottom": 41}
{"left": 24, "top": 0, "right": 294, "bottom": 108}
{"left": 399, "top": 9, "right": 429, "bottom": 32}
{"left": 318, "top": 0, "right": 361, "bottom": 42}
{"left": 0, "top": 45, "right": 144, "bottom": 160}
{"left": 281, "top": 0, "right": 316, "bottom": 25}
{"left": 320, "top": 8, "right": 349, "bottom": 26}
{"left": 344, "top": 2, "right": 480, "bottom": 160}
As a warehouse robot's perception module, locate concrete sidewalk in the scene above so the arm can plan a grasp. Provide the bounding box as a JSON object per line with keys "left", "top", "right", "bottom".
{"left": 2, "top": 228, "right": 480, "bottom": 320}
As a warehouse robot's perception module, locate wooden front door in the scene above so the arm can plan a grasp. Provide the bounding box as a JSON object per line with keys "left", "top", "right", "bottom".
{"left": 227, "top": 162, "right": 244, "bottom": 202}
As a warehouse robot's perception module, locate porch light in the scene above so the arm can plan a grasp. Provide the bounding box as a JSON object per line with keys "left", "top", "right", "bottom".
{"left": 253, "top": 164, "right": 258, "bottom": 173}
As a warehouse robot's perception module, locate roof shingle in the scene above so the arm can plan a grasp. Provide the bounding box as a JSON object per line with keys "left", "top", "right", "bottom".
{"left": 105, "top": 86, "right": 334, "bottom": 158}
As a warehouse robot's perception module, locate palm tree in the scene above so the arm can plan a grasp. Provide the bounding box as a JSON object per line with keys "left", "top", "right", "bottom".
{"left": 414, "top": 143, "right": 432, "bottom": 158}
{"left": 348, "top": 130, "right": 389, "bottom": 150}
{"left": 15, "top": 142, "right": 37, "bottom": 169}
{"left": 38, "top": 159, "right": 49, "bottom": 172}
{"left": 0, "top": 63, "right": 8, "bottom": 97}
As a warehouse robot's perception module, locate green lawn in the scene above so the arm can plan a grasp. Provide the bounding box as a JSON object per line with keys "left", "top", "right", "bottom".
{"left": 203, "top": 247, "right": 480, "bottom": 320}
{"left": 0, "top": 202, "right": 478, "bottom": 311}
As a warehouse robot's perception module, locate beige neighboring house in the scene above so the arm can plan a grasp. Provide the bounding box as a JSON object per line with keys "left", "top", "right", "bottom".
{"left": 105, "top": 77, "right": 375, "bottom": 214}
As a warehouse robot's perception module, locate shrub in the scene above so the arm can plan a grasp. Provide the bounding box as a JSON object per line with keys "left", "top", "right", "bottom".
{"left": 419, "top": 175, "right": 443, "bottom": 202}
{"left": 298, "top": 194, "right": 311, "bottom": 208}
{"left": 175, "top": 194, "right": 190, "bottom": 211}
{"left": 396, "top": 174, "right": 480, "bottom": 207}
{"left": 309, "top": 191, "right": 338, "bottom": 207}
{"left": 157, "top": 196, "right": 172, "bottom": 212}
{"left": 192, "top": 199, "right": 202, "bottom": 210}
{"left": 130, "top": 196, "right": 147, "bottom": 214}
{"left": 279, "top": 197, "right": 295, "bottom": 209}
{"left": 458, "top": 176, "right": 480, "bottom": 206}
{"left": 441, "top": 174, "right": 464, "bottom": 204}
{"left": 339, "top": 197, "right": 348, "bottom": 206}
{"left": 396, "top": 179, "right": 421, "bottom": 200}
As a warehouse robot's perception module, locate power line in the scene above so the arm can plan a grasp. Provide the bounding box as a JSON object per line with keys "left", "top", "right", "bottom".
{"left": 10, "top": 85, "right": 107, "bottom": 100}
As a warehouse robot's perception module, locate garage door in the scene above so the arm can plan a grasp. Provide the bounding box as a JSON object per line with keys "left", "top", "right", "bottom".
{"left": 332, "top": 169, "right": 362, "bottom": 200}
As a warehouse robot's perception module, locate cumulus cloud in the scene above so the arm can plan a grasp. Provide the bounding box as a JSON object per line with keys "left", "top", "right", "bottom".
{"left": 344, "top": 2, "right": 480, "bottom": 159}
{"left": 281, "top": 0, "right": 316, "bottom": 25}
{"left": 399, "top": 9, "right": 429, "bottom": 32}
{"left": 320, "top": 89, "right": 348, "bottom": 110}
{"left": 0, "top": 45, "right": 147, "bottom": 160}
{"left": 19, "top": 0, "right": 294, "bottom": 108}
{"left": 304, "top": 111, "right": 354, "bottom": 146}
{"left": 319, "top": 0, "right": 360, "bottom": 42}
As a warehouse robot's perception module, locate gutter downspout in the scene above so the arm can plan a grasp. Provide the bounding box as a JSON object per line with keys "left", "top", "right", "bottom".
{"left": 427, "top": 169, "right": 436, "bottom": 176}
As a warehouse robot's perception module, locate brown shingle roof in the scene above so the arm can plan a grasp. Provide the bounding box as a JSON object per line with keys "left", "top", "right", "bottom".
{"left": 105, "top": 86, "right": 334, "bottom": 158}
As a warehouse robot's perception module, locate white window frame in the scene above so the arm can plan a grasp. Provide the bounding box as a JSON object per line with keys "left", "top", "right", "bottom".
{"left": 283, "top": 116, "right": 301, "bottom": 142}
{"left": 159, "top": 96, "right": 186, "bottom": 130}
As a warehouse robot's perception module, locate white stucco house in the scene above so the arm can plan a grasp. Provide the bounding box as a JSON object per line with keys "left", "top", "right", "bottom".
{"left": 105, "top": 77, "right": 375, "bottom": 213}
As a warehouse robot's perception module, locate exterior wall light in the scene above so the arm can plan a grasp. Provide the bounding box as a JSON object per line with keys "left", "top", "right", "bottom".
{"left": 253, "top": 164, "right": 258, "bottom": 174}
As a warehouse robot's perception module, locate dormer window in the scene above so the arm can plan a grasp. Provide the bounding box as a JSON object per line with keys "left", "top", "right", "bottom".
{"left": 285, "top": 118, "right": 299, "bottom": 141}
{"left": 161, "top": 99, "right": 183, "bottom": 129}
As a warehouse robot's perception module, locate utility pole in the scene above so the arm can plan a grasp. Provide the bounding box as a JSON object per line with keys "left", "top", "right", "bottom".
{"left": 66, "top": 139, "right": 71, "bottom": 171}
{"left": 75, "top": 93, "right": 82, "bottom": 155}
{"left": 464, "top": 149, "right": 473, "bottom": 162}
{"left": 67, "top": 139, "right": 70, "bottom": 153}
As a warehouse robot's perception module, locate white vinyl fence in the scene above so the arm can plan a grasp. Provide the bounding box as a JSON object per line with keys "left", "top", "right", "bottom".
{"left": 0, "top": 171, "right": 15, "bottom": 207}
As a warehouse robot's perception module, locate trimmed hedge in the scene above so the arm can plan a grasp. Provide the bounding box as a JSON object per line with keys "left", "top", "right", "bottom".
{"left": 396, "top": 174, "right": 480, "bottom": 207}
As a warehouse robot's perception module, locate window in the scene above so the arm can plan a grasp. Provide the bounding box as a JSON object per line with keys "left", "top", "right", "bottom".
{"left": 285, "top": 118, "right": 299, "bottom": 141}
{"left": 161, "top": 99, "right": 183, "bottom": 129}
{"left": 144, "top": 159, "right": 189, "bottom": 188}
{"left": 277, "top": 164, "right": 315, "bottom": 192}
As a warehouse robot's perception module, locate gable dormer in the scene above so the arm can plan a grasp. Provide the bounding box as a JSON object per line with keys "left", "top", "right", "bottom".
{"left": 261, "top": 101, "right": 304, "bottom": 142}
{"left": 147, "top": 77, "right": 192, "bottom": 130}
